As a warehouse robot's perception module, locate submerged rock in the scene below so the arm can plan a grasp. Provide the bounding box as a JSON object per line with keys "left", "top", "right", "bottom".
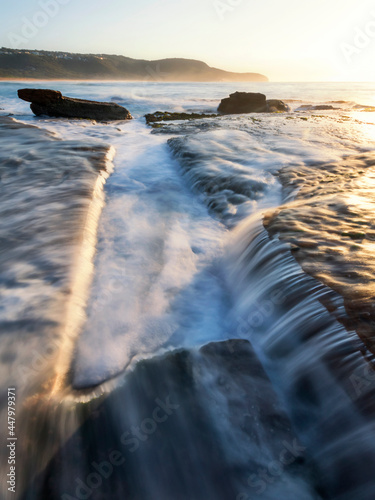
{"left": 353, "top": 104, "right": 375, "bottom": 111}
{"left": 26, "top": 339, "right": 314, "bottom": 500}
{"left": 145, "top": 111, "right": 218, "bottom": 126}
{"left": 297, "top": 104, "right": 338, "bottom": 111}
{"left": 266, "top": 99, "right": 290, "bottom": 112}
{"left": 168, "top": 133, "right": 271, "bottom": 224}
{"left": 218, "top": 92, "right": 289, "bottom": 114}
{"left": 311, "top": 105, "right": 337, "bottom": 110}
{"left": 18, "top": 88, "right": 132, "bottom": 121}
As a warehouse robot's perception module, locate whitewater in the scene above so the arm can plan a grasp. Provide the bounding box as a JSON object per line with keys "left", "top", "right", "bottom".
{"left": 0, "top": 81, "right": 375, "bottom": 500}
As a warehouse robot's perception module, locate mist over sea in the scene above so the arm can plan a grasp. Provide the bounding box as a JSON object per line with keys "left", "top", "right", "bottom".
{"left": 1, "top": 81, "right": 375, "bottom": 500}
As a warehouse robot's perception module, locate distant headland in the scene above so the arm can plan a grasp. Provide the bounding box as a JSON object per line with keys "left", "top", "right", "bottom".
{"left": 0, "top": 47, "right": 268, "bottom": 82}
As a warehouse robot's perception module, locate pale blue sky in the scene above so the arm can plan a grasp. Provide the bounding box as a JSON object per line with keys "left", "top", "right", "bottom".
{"left": 1, "top": 0, "right": 375, "bottom": 81}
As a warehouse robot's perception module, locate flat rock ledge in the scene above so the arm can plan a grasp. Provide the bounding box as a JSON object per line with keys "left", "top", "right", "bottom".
{"left": 218, "top": 92, "right": 289, "bottom": 114}
{"left": 145, "top": 111, "right": 218, "bottom": 126}
{"left": 18, "top": 88, "right": 132, "bottom": 121}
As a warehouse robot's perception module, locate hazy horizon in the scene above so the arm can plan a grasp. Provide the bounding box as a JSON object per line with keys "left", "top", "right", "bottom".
{"left": 1, "top": 0, "right": 374, "bottom": 82}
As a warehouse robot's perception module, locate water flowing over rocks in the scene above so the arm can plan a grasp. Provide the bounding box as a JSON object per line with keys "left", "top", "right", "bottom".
{"left": 296, "top": 104, "right": 339, "bottom": 111}
{"left": 145, "top": 111, "right": 219, "bottom": 126}
{"left": 2, "top": 81, "right": 375, "bottom": 500}
{"left": 0, "top": 117, "right": 115, "bottom": 497}
{"left": 18, "top": 88, "right": 132, "bottom": 121}
{"left": 24, "top": 340, "right": 316, "bottom": 500}
{"left": 168, "top": 130, "right": 280, "bottom": 224}
{"left": 264, "top": 153, "right": 375, "bottom": 352}
{"left": 228, "top": 215, "right": 375, "bottom": 500}
{"left": 266, "top": 99, "right": 291, "bottom": 112}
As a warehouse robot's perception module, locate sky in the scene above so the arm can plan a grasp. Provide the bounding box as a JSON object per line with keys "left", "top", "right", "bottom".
{"left": 1, "top": 0, "right": 375, "bottom": 81}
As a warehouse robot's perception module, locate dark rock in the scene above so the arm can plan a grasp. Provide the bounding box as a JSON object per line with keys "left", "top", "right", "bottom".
{"left": 313, "top": 105, "right": 338, "bottom": 110}
{"left": 218, "top": 91, "right": 266, "bottom": 114}
{"left": 218, "top": 92, "right": 289, "bottom": 114}
{"left": 353, "top": 104, "right": 375, "bottom": 111}
{"left": 18, "top": 88, "right": 62, "bottom": 104}
{"left": 266, "top": 99, "right": 290, "bottom": 112}
{"left": 25, "top": 339, "right": 312, "bottom": 500}
{"left": 17, "top": 88, "right": 132, "bottom": 121}
{"left": 297, "top": 104, "right": 338, "bottom": 111}
{"left": 145, "top": 111, "right": 218, "bottom": 126}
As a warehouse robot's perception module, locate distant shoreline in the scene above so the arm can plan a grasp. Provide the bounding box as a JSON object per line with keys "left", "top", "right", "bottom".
{"left": 1, "top": 78, "right": 372, "bottom": 84}
{"left": 0, "top": 78, "right": 270, "bottom": 83}
{"left": 0, "top": 48, "right": 268, "bottom": 82}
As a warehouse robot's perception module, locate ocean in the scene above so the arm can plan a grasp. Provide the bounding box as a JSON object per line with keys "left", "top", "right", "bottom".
{"left": 1, "top": 81, "right": 375, "bottom": 500}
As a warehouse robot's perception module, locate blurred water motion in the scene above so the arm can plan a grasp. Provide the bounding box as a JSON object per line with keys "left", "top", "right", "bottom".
{"left": 0, "top": 82, "right": 375, "bottom": 499}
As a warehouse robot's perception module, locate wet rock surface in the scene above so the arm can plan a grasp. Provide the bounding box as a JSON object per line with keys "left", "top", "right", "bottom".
{"left": 266, "top": 99, "right": 290, "bottom": 112}
{"left": 296, "top": 104, "right": 339, "bottom": 111}
{"left": 145, "top": 110, "right": 218, "bottom": 127}
{"left": 24, "top": 340, "right": 316, "bottom": 500}
{"left": 264, "top": 153, "right": 375, "bottom": 352}
{"left": 0, "top": 117, "right": 115, "bottom": 496}
{"left": 18, "top": 88, "right": 132, "bottom": 121}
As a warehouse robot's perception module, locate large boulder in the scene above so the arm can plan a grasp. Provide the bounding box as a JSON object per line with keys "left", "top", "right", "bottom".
{"left": 218, "top": 91, "right": 266, "bottom": 114}
{"left": 18, "top": 88, "right": 132, "bottom": 121}
{"left": 218, "top": 92, "right": 289, "bottom": 114}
